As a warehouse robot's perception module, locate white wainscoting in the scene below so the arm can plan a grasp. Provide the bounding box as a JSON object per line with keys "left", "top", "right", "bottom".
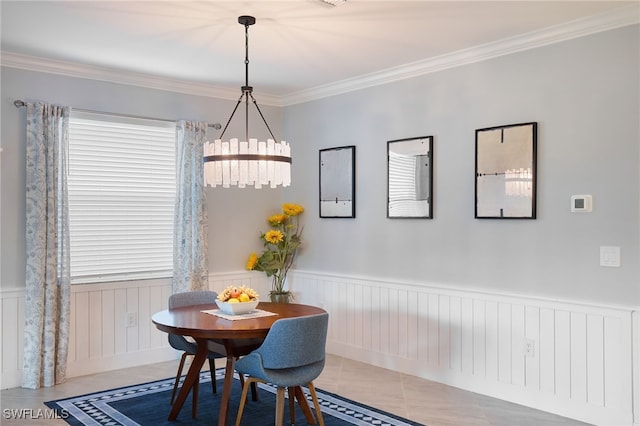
{"left": 2, "top": 271, "right": 638, "bottom": 425}
{"left": 1, "top": 288, "right": 25, "bottom": 388}
{"left": 289, "top": 271, "right": 637, "bottom": 426}
{"left": 65, "top": 279, "right": 175, "bottom": 378}
{"left": 0, "top": 272, "right": 272, "bottom": 390}
{"left": 1, "top": 279, "right": 177, "bottom": 388}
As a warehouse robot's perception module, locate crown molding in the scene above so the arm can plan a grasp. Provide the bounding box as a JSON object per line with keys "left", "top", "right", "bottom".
{"left": 2, "top": 4, "right": 637, "bottom": 108}
{"left": 281, "top": 4, "right": 640, "bottom": 106}
{"left": 0, "top": 51, "right": 282, "bottom": 106}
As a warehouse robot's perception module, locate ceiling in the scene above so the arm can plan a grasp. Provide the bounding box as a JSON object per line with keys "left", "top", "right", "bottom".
{"left": 1, "top": 1, "right": 638, "bottom": 105}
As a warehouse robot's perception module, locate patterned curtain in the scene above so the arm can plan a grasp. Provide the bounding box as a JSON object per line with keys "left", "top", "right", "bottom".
{"left": 23, "top": 101, "right": 71, "bottom": 389}
{"left": 173, "top": 120, "right": 209, "bottom": 293}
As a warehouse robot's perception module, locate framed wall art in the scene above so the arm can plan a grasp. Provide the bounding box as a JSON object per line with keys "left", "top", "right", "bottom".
{"left": 387, "top": 136, "right": 433, "bottom": 218}
{"left": 319, "top": 146, "right": 355, "bottom": 218}
{"left": 475, "top": 122, "right": 537, "bottom": 219}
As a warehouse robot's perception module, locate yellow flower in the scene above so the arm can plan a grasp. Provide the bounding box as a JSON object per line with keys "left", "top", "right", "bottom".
{"left": 282, "top": 203, "right": 304, "bottom": 216}
{"left": 246, "top": 253, "right": 258, "bottom": 270}
{"left": 264, "top": 230, "right": 284, "bottom": 244}
{"left": 268, "top": 214, "right": 287, "bottom": 226}
{"left": 245, "top": 203, "right": 304, "bottom": 295}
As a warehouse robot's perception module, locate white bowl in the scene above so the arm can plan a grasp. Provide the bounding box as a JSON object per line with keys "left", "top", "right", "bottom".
{"left": 215, "top": 299, "right": 259, "bottom": 315}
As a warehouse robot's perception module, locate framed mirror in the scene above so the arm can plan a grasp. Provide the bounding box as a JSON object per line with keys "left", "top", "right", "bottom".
{"left": 475, "top": 122, "right": 537, "bottom": 219}
{"left": 387, "top": 136, "right": 433, "bottom": 218}
{"left": 319, "top": 146, "right": 356, "bottom": 218}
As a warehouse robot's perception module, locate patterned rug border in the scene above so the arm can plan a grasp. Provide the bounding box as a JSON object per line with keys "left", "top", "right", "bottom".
{"left": 45, "top": 369, "right": 422, "bottom": 426}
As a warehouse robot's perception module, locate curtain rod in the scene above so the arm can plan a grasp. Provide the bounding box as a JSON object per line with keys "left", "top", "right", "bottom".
{"left": 13, "top": 99, "right": 222, "bottom": 130}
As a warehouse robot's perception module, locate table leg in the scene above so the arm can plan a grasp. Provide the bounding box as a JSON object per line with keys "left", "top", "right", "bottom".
{"left": 294, "top": 386, "right": 317, "bottom": 425}
{"left": 168, "top": 339, "right": 208, "bottom": 421}
{"left": 218, "top": 355, "right": 236, "bottom": 426}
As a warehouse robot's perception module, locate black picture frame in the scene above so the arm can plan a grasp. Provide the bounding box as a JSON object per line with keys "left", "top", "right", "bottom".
{"left": 319, "top": 146, "right": 356, "bottom": 218}
{"left": 387, "top": 136, "right": 433, "bottom": 219}
{"left": 475, "top": 122, "right": 537, "bottom": 219}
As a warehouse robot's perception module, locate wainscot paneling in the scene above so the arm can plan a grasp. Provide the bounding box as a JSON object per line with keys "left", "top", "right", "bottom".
{"left": 65, "top": 279, "right": 176, "bottom": 378}
{"left": 1, "top": 288, "right": 25, "bottom": 388}
{"left": 289, "top": 270, "right": 637, "bottom": 426}
{"left": 0, "top": 272, "right": 272, "bottom": 390}
{"left": 2, "top": 271, "right": 638, "bottom": 426}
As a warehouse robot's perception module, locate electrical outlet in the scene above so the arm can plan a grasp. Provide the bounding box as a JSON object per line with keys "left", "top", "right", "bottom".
{"left": 600, "top": 246, "right": 621, "bottom": 267}
{"left": 524, "top": 339, "right": 535, "bottom": 357}
{"left": 126, "top": 312, "right": 137, "bottom": 328}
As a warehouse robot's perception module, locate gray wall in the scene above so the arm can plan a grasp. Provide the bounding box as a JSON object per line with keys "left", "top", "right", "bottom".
{"left": 0, "top": 68, "right": 283, "bottom": 289}
{"left": 283, "top": 25, "right": 640, "bottom": 306}
{"left": 2, "top": 25, "right": 638, "bottom": 307}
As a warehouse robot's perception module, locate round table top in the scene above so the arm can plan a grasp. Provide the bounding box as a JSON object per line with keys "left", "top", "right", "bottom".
{"left": 152, "top": 302, "right": 325, "bottom": 340}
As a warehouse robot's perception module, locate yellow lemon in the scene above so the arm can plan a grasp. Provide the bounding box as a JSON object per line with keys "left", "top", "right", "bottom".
{"left": 227, "top": 298, "right": 240, "bottom": 303}
{"left": 238, "top": 293, "right": 250, "bottom": 302}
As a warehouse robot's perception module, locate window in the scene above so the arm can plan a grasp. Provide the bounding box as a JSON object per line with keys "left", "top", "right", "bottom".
{"left": 67, "top": 111, "right": 176, "bottom": 283}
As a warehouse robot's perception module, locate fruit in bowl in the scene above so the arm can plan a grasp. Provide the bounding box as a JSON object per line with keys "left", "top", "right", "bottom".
{"left": 216, "top": 285, "right": 259, "bottom": 315}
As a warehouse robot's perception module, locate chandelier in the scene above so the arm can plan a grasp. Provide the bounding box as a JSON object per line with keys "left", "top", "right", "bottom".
{"left": 203, "top": 16, "right": 291, "bottom": 189}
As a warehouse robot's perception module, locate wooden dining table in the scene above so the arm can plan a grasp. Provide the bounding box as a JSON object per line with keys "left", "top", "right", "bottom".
{"left": 152, "top": 301, "right": 326, "bottom": 426}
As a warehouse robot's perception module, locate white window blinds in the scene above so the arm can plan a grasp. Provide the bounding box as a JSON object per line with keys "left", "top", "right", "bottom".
{"left": 67, "top": 111, "right": 176, "bottom": 283}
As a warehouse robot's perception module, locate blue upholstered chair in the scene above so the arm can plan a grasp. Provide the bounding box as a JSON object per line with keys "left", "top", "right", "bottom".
{"left": 234, "top": 312, "right": 329, "bottom": 426}
{"left": 168, "top": 290, "right": 225, "bottom": 417}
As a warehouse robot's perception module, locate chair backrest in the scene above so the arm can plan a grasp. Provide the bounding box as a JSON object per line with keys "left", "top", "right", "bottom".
{"left": 255, "top": 313, "right": 329, "bottom": 370}
{"left": 169, "top": 290, "right": 218, "bottom": 309}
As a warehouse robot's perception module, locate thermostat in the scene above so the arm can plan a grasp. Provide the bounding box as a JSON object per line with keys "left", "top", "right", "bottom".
{"left": 571, "top": 195, "right": 592, "bottom": 212}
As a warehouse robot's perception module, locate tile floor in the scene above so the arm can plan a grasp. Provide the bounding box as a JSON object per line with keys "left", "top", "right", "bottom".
{"left": 1, "top": 354, "right": 592, "bottom": 426}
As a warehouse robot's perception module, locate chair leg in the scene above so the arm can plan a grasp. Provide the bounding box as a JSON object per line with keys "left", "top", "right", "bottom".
{"left": 235, "top": 377, "right": 261, "bottom": 426}
{"left": 307, "top": 382, "right": 325, "bottom": 426}
{"left": 287, "top": 387, "right": 297, "bottom": 425}
{"left": 250, "top": 380, "right": 259, "bottom": 401}
{"left": 237, "top": 373, "right": 259, "bottom": 402}
{"left": 208, "top": 358, "right": 217, "bottom": 394}
{"left": 170, "top": 353, "right": 189, "bottom": 405}
{"left": 275, "top": 387, "right": 286, "bottom": 426}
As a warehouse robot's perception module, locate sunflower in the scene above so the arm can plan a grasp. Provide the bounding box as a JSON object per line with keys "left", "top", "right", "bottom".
{"left": 245, "top": 203, "right": 304, "bottom": 297}
{"left": 264, "top": 230, "right": 284, "bottom": 244}
{"left": 282, "top": 203, "right": 304, "bottom": 216}
{"left": 268, "top": 214, "right": 287, "bottom": 226}
{"left": 245, "top": 253, "right": 259, "bottom": 270}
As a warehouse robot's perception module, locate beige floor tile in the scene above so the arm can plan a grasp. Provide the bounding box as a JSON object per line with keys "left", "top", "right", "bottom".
{"left": 1, "top": 356, "right": 592, "bottom": 426}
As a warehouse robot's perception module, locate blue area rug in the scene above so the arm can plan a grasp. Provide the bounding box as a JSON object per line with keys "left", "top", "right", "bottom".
{"left": 45, "top": 368, "right": 423, "bottom": 425}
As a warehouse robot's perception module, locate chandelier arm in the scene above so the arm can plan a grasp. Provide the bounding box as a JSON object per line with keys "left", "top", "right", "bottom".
{"left": 249, "top": 92, "right": 277, "bottom": 141}
{"left": 245, "top": 89, "right": 250, "bottom": 142}
{"left": 219, "top": 93, "right": 245, "bottom": 140}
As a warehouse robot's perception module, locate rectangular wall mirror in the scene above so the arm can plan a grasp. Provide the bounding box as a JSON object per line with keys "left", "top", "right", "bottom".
{"left": 319, "top": 146, "right": 356, "bottom": 218}
{"left": 387, "top": 136, "right": 433, "bottom": 218}
{"left": 475, "top": 122, "right": 537, "bottom": 219}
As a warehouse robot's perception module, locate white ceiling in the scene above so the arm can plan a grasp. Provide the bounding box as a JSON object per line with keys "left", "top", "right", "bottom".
{"left": 1, "top": 1, "right": 638, "bottom": 105}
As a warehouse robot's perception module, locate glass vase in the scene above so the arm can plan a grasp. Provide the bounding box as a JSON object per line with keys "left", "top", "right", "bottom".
{"left": 270, "top": 275, "right": 292, "bottom": 303}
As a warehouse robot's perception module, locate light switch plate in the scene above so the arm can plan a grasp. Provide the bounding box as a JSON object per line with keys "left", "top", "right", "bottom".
{"left": 600, "top": 246, "right": 621, "bottom": 267}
